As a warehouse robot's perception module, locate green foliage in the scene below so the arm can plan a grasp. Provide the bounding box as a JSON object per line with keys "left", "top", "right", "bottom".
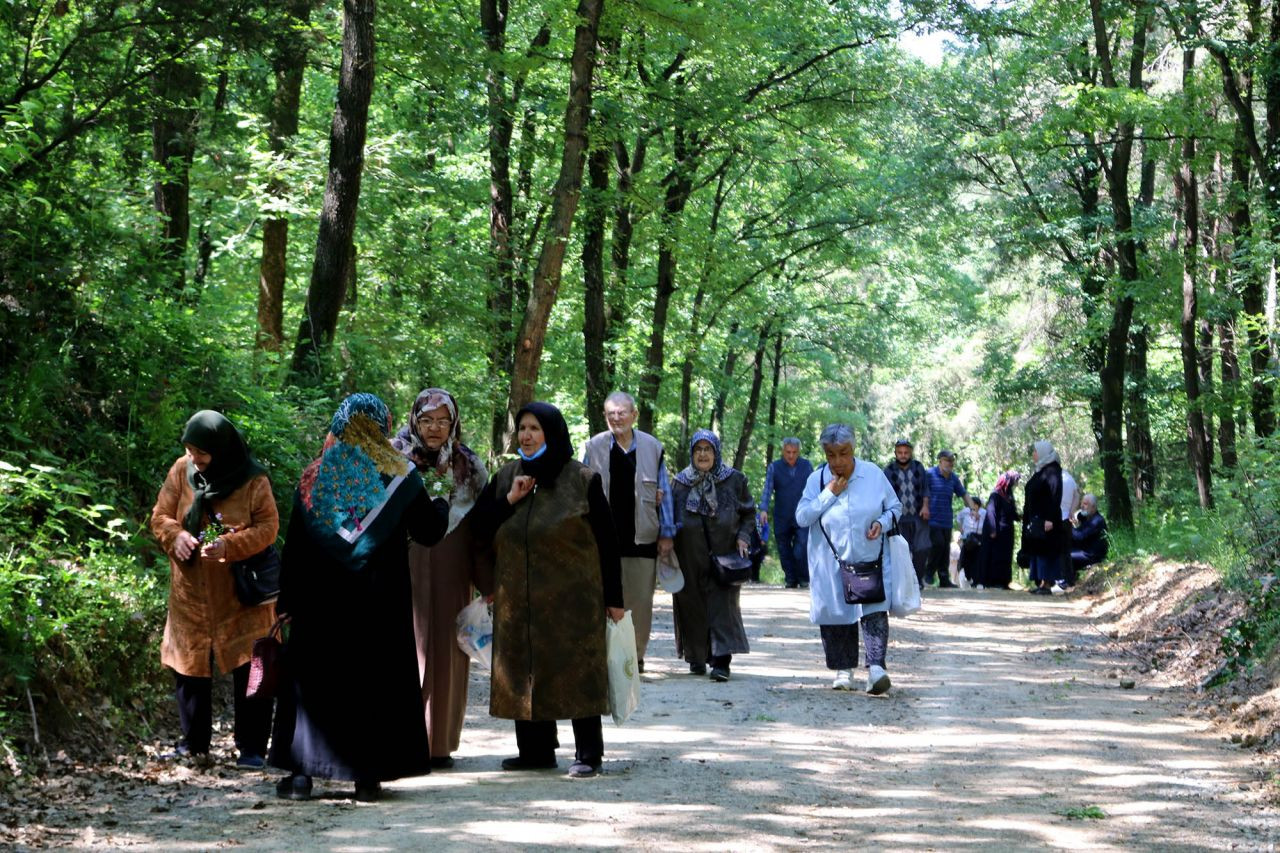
{"left": 1058, "top": 805, "right": 1107, "bottom": 820}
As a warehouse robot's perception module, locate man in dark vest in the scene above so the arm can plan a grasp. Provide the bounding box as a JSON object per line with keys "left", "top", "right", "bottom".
{"left": 759, "top": 438, "right": 813, "bottom": 588}
{"left": 583, "top": 391, "right": 674, "bottom": 673}
{"left": 883, "top": 438, "right": 931, "bottom": 589}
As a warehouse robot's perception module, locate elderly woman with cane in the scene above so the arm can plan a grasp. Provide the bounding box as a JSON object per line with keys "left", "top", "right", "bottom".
{"left": 796, "top": 424, "right": 902, "bottom": 694}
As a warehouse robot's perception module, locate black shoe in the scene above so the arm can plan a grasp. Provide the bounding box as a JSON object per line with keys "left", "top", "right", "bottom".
{"left": 236, "top": 753, "right": 265, "bottom": 769}
{"left": 709, "top": 666, "right": 730, "bottom": 682}
{"left": 784, "top": 582, "right": 799, "bottom": 589}
{"left": 638, "top": 658, "right": 645, "bottom": 674}
{"left": 429, "top": 756, "right": 455, "bottom": 769}
{"left": 938, "top": 582, "right": 957, "bottom": 588}
{"left": 689, "top": 662, "right": 707, "bottom": 676}
{"left": 567, "top": 761, "right": 599, "bottom": 779}
{"left": 799, "top": 582, "right": 809, "bottom": 589}
{"left": 354, "top": 780, "right": 382, "bottom": 802}
{"left": 501, "top": 755, "right": 557, "bottom": 771}
{"left": 276, "top": 774, "right": 312, "bottom": 801}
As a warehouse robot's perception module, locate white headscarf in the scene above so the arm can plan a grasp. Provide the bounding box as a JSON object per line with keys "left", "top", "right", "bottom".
{"left": 1033, "top": 439, "right": 1060, "bottom": 472}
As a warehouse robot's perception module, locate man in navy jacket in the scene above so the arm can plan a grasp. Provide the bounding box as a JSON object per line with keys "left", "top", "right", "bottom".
{"left": 760, "top": 438, "right": 814, "bottom": 588}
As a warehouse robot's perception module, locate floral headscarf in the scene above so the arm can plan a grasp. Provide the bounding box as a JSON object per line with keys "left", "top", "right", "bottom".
{"left": 298, "top": 393, "right": 421, "bottom": 571}
{"left": 392, "top": 388, "right": 487, "bottom": 535}
{"left": 994, "top": 470, "right": 1021, "bottom": 498}
{"left": 674, "top": 429, "right": 733, "bottom": 516}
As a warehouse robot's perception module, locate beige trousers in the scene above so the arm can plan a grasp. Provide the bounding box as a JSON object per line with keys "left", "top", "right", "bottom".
{"left": 621, "top": 555, "right": 657, "bottom": 660}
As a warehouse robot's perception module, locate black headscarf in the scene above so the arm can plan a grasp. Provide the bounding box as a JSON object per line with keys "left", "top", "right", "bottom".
{"left": 179, "top": 410, "right": 268, "bottom": 536}
{"left": 515, "top": 402, "right": 573, "bottom": 487}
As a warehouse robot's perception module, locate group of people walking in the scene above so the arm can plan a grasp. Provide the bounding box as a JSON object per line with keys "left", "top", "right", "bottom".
{"left": 150, "top": 390, "right": 1107, "bottom": 798}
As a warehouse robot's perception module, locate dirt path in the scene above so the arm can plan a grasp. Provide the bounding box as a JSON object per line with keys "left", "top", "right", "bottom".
{"left": 16, "top": 587, "right": 1279, "bottom": 851}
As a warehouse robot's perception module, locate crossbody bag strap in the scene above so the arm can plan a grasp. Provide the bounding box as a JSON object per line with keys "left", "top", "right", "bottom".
{"left": 816, "top": 465, "right": 843, "bottom": 562}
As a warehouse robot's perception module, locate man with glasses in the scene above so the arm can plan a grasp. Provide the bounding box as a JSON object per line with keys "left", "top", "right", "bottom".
{"left": 759, "top": 438, "right": 813, "bottom": 588}
{"left": 582, "top": 391, "right": 675, "bottom": 673}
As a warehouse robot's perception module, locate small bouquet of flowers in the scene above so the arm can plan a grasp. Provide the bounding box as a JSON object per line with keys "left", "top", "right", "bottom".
{"left": 200, "top": 512, "right": 230, "bottom": 545}
{"left": 422, "top": 469, "right": 454, "bottom": 501}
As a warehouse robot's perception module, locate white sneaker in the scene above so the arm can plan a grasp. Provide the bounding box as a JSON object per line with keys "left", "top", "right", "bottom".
{"left": 866, "top": 665, "right": 891, "bottom": 695}
{"left": 831, "top": 669, "right": 853, "bottom": 690}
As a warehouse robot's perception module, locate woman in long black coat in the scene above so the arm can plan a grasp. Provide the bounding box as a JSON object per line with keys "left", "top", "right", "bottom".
{"left": 270, "top": 394, "right": 449, "bottom": 802}
{"left": 976, "top": 471, "right": 1020, "bottom": 589}
{"left": 1023, "top": 440, "right": 1065, "bottom": 595}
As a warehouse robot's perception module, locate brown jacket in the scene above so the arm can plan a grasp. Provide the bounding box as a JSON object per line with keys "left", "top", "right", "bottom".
{"left": 150, "top": 457, "right": 278, "bottom": 676}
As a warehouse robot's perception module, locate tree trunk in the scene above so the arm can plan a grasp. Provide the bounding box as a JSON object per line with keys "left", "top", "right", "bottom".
{"left": 733, "top": 321, "right": 771, "bottom": 470}
{"left": 1219, "top": 315, "right": 1242, "bottom": 468}
{"left": 1127, "top": 325, "right": 1155, "bottom": 501}
{"left": 582, "top": 139, "right": 611, "bottom": 436}
{"left": 288, "top": 0, "right": 376, "bottom": 383}
{"left": 503, "top": 0, "right": 604, "bottom": 448}
{"left": 710, "top": 322, "right": 741, "bottom": 435}
{"left": 676, "top": 286, "right": 707, "bottom": 471}
{"left": 256, "top": 0, "right": 313, "bottom": 352}
{"left": 152, "top": 49, "right": 203, "bottom": 293}
{"left": 763, "top": 329, "right": 783, "bottom": 470}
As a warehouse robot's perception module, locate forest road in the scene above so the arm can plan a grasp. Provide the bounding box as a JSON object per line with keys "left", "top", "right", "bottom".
{"left": 47, "top": 587, "right": 1280, "bottom": 851}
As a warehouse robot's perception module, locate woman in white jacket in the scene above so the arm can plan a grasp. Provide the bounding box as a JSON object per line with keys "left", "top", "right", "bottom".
{"left": 795, "top": 424, "right": 902, "bottom": 694}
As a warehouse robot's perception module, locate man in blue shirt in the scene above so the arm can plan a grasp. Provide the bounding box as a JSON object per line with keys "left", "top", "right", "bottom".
{"left": 759, "top": 438, "right": 814, "bottom": 588}
{"left": 925, "top": 450, "right": 968, "bottom": 588}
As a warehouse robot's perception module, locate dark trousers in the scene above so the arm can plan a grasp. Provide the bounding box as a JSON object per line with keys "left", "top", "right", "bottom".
{"left": 926, "top": 526, "right": 953, "bottom": 586}
{"left": 774, "top": 517, "right": 810, "bottom": 585}
{"left": 173, "top": 662, "right": 273, "bottom": 756}
{"left": 515, "top": 716, "right": 604, "bottom": 767}
{"left": 819, "top": 613, "right": 889, "bottom": 670}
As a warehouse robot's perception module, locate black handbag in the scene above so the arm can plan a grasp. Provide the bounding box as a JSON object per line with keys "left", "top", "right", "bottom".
{"left": 232, "top": 544, "right": 281, "bottom": 606}
{"left": 700, "top": 514, "right": 751, "bottom": 587}
{"left": 818, "top": 516, "right": 887, "bottom": 606}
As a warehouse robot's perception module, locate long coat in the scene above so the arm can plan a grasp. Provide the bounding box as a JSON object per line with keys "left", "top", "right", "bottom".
{"left": 670, "top": 470, "right": 755, "bottom": 662}
{"left": 795, "top": 461, "right": 902, "bottom": 624}
{"left": 976, "top": 490, "right": 1017, "bottom": 588}
{"left": 1023, "top": 462, "right": 1064, "bottom": 558}
{"left": 268, "top": 488, "right": 447, "bottom": 782}
{"left": 150, "top": 458, "right": 278, "bottom": 677}
{"left": 484, "top": 460, "right": 621, "bottom": 721}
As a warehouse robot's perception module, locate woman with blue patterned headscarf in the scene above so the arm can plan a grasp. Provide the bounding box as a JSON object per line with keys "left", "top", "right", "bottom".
{"left": 670, "top": 429, "right": 756, "bottom": 682}
{"left": 269, "top": 393, "right": 449, "bottom": 803}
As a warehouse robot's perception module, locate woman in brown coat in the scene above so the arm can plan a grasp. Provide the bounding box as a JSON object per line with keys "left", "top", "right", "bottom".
{"left": 150, "top": 410, "right": 278, "bottom": 767}
{"left": 472, "top": 402, "right": 623, "bottom": 779}
{"left": 391, "top": 388, "right": 493, "bottom": 769}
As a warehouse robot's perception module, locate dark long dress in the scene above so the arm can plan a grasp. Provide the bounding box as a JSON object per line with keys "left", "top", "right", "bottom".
{"left": 1023, "top": 462, "right": 1065, "bottom": 583}
{"left": 976, "top": 491, "right": 1017, "bottom": 588}
{"left": 670, "top": 470, "right": 755, "bottom": 663}
{"left": 269, "top": 489, "right": 448, "bottom": 782}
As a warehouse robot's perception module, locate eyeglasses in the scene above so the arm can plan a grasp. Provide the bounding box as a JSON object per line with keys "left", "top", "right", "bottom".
{"left": 419, "top": 418, "right": 453, "bottom": 429}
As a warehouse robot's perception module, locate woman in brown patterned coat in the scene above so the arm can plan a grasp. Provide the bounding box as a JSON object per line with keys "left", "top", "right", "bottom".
{"left": 150, "top": 410, "right": 278, "bottom": 767}
{"left": 472, "top": 402, "right": 623, "bottom": 779}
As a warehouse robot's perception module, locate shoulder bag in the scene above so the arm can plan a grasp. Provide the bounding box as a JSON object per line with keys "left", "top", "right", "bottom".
{"left": 232, "top": 543, "right": 281, "bottom": 606}
{"left": 700, "top": 513, "right": 751, "bottom": 587}
{"left": 245, "top": 616, "right": 285, "bottom": 699}
{"left": 816, "top": 466, "right": 887, "bottom": 605}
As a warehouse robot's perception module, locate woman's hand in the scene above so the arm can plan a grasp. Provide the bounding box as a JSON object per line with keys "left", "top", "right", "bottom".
{"left": 826, "top": 475, "right": 849, "bottom": 497}
{"left": 866, "top": 521, "right": 883, "bottom": 540}
{"left": 173, "top": 530, "right": 200, "bottom": 561}
{"left": 736, "top": 538, "right": 750, "bottom": 557}
{"left": 507, "top": 475, "right": 536, "bottom": 504}
{"left": 606, "top": 606, "right": 625, "bottom": 623}
{"left": 200, "top": 537, "right": 226, "bottom": 560}
{"left": 1043, "top": 519, "right": 1054, "bottom": 532}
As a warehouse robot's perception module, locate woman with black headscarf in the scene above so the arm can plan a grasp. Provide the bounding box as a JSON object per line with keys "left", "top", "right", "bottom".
{"left": 150, "top": 410, "right": 278, "bottom": 768}
{"left": 471, "top": 402, "right": 623, "bottom": 779}
{"left": 391, "top": 388, "right": 493, "bottom": 769}
{"left": 669, "top": 429, "right": 755, "bottom": 682}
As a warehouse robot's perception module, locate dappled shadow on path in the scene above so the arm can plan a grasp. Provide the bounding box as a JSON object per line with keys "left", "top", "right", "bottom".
{"left": 54, "top": 586, "right": 1277, "bottom": 851}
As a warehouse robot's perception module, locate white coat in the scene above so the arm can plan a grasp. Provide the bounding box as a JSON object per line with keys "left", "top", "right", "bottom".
{"left": 795, "top": 460, "right": 902, "bottom": 625}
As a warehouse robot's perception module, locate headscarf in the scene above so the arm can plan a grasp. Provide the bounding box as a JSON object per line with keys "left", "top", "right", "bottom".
{"left": 1033, "top": 439, "right": 1060, "bottom": 472}
{"left": 392, "top": 388, "right": 487, "bottom": 535}
{"left": 674, "top": 429, "right": 733, "bottom": 516}
{"left": 994, "top": 469, "right": 1021, "bottom": 498}
{"left": 298, "top": 393, "right": 421, "bottom": 571}
{"left": 179, "top": 410, "right": 268, "bottom": 537}
{"left": 514, "top": 402, "right": 574, "bottom": 487}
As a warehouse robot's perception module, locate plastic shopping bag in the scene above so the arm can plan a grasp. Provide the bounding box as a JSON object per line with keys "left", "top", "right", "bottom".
{"left": 605, "top": 611, "right": 641, "bottom": 726}
{"left": 888, "top": 533, "right": 922, "bottom": 617}
{"left": 456, "top": 598, "right": 494, "bottom": 670}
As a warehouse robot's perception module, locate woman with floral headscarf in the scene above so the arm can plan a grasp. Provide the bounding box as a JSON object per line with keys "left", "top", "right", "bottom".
{"left": 269, "top": 394, "right": 449, "bottom": 802}
{"left": 471, "top": 402, "right": 623, "bottom": 779}
{"left": 975, "top": 470, "right": 1021, "bottom": 590}
{"left": 669, "top": 429, "right": 755, "bottom": 682}
{"left": 150, "top": 410, "right": 278, "bottom": 768}
{"left": 391, "top": 388, "right": 493, "bottom": 770}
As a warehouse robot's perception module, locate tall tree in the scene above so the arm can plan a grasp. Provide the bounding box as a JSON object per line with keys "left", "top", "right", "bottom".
{"left": 151, "top": 25, "right": 204, "bottom": 293}
{"left": 289, "top": 0, "right": 376, "bottom": 383}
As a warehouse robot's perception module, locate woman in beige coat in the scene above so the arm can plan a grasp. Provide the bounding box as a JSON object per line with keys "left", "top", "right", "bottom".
{"left": 150, "top": 410, "right": 278, "bottom": 767}
{"left": 392, "top": 388, "right": 493, "bottom": 769}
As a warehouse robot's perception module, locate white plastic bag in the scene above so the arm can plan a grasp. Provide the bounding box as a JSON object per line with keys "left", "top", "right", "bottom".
{"left": 605, "top": 611, "right": 641, "bottom": 725}
{"left": 888, "top": 533, "right": 922, "bottom": 617}
{"left": 456, "top": 598, "right": 494, "bottom": 670}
